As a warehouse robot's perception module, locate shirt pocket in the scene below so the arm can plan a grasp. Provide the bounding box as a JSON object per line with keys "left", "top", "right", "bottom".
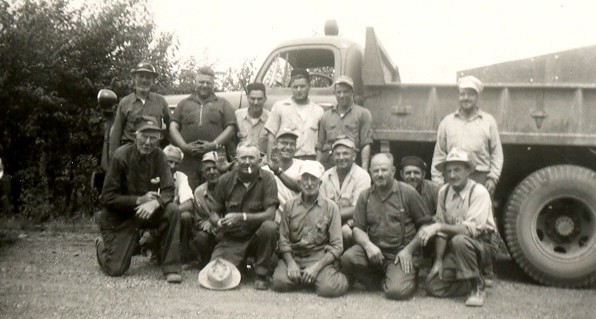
{"left": 312, "top": 215, "right": 330, "bottom": 245}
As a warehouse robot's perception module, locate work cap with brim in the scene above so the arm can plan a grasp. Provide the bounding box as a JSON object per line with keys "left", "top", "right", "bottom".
{"left": 131, "top": 61, "right": 158, "bottom": 76}
{"left": 400, "top": 156, "right": 427, "bottom": 171}
{"left": 135, "top": 115, "right": 163, "bottom": 132}
{"left": 290, "top": 68, "right": 310, "bottom": 80}
{"left": 458, "top": 75, "right": 483, "bottom": 94}
{"left": 299, "top": 160, "right": 325, "bottom": 179}
{"left": 334, "top": 75, "right": 354, "bottom": 89}
{"left": 202, "top": 151, "right": 218, "bottom": 163}
{"left": 198, "top": 258, "right": 241, "bottom": 290}
{"left": 276, "top": 128, "right": 299, "bottom": 140}
{"left": 435, "top": 148, "right": 474, "bottom": 171}
{"left": 332, "top": 136, "right": 356, "bottom": 150}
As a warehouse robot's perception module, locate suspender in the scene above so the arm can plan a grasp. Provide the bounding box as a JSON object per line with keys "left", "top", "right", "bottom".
{"left": 442, "top": 182, "right": 477, "bottom": 211}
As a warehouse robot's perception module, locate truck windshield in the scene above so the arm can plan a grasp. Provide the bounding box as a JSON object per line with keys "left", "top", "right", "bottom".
{"left": 262, "top": 48, "right": 335, "bottom": 88}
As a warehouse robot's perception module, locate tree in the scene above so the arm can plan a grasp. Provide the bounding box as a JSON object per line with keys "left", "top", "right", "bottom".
{"left": 0, "top": 0, "right": 177, "bottom": 221}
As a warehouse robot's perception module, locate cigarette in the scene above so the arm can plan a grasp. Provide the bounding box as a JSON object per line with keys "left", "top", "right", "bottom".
{"left": 157, "top": 188, "right": 160, "bottom": 195}
{"left": 247, "top": 166, "right": 252, "bottom": 174}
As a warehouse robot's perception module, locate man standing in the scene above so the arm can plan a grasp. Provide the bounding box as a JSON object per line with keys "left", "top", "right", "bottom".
{"left": 265, "top": 68, "right": 324, "bottom": 161}
{"left": 431, "top": 76, "right": 503, "bottom": 194}
{"left": 264, "top": 128, "right": 303, "bottom": 223}
{"left": 208, "top": 142, "right": 279, "bottom": 290}
{"left": 319, "top": 137, "right": 370, "bottom": 247}
{"left": 272, "top": 160, "right": 349, "bottom": 298}
{"left": 419, "top": 148, "right": 497, "bottom": 307}
{"left": 317, "top": 75, "right": 373, "bottom": 170}
{"left": 109, "top": 61, "right": 170, "bottom": 158}
{"left": 400, "top": 156, "right": 440, "bottom": 215}
{"left": 235, "top": 83, "right": 270, "bottom": 154}
{"left": 96, "top": 115, "right": 181, "bottom": 283}
{"left": 340, "top": 153, "right": 431, "bottom": 300}
{"left": 170, "top": 67, "right": 237, "bottom": 189}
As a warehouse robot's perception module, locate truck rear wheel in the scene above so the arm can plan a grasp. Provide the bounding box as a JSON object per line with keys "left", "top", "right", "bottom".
{"left": 504, "top": 165, "right": 596, "bottom": 287}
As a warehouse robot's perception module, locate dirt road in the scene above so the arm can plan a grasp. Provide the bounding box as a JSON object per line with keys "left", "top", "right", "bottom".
{"left": 0, "top": 230, "right": 593, "bottom": 319}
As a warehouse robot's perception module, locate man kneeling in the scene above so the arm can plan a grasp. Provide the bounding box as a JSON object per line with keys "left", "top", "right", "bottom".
{"left": 272, "top": 160, "right": 349, "bottom": 298}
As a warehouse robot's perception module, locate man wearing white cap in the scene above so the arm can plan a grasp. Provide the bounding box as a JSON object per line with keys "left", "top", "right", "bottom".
{"left": 431, "top": 75, "right": 503, "bottom": 195}
{"left": 419, "top": 148, "right": 497, "bottom": 307}
{"left": 272, "top": 160, "right": 349, "bottom": 297}
{"left": 319, "top": 136, "right": 371, "bottom": 247}
{"left": 109, "top": 61, "right": 170, "bottom": 158}
{"left": 317, "top": 75, "right": 373, "bottom": 170}
{"left": 263, "top": 128, "right": 304, "bottom": 223}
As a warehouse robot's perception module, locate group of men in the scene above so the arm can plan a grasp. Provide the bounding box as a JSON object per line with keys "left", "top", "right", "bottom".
{"left": 95, "top": 61, "right": 502, "bottom": 307}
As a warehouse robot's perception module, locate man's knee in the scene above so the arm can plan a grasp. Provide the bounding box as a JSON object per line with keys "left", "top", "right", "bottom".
{"left": 315, "top": 272, "right": 349, "bottom": 298}
{"left": 257, "top": 220, "right": 278, "bottom": 238}
{"left": 340, "top": 245, "right": 365, "bottom": 270}
{"left": 450, "top": 234, "right": 472, "bottom": 251}
{"left": 341, "top": 225, "right": 353, "bottom": 248}
{"left": 384, "top": 281, "right": 417, "bottom": 300}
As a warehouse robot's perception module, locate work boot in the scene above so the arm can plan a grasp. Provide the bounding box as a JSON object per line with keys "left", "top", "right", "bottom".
{"left": 166, "top": 273, "right": 182, "bottom": 284}
{"left": 465, "top": 278, "right": 486, "bottom": 307}
{"left": 254, "top": 275, "right": 269, "bottom": 290}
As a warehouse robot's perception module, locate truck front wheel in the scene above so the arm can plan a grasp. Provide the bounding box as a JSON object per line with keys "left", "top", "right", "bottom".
{"left": 504, "top": 165, "right": 596, "bottom": 288}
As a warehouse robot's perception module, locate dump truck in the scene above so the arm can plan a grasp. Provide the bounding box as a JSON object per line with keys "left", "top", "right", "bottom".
{"left": 97, "top": 21, "right": 596, "bottom": 288}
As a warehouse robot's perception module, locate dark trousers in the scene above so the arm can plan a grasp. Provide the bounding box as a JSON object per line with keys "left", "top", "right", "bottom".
{"left": 210, "top": 220, "right": 278, "bottom": 277}
{"left": 272, "top": 251, "right": 349, "bottom": 298}
{"left": 426, "top": 234, "right": 493, "bottom": 297}
{"left": 0, "top": 176, "right": 12, "bottom": 215}
{"left": 96, "top": 203, "right": 181, "bottom": 276}
{"left": 340, "top": 244, "right": 418, "bottom": 300}
{"left": 180, "top": 212, "right": 217, "bottom": 265}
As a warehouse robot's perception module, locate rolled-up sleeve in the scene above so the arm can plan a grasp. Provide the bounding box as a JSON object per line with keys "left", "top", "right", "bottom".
{"left": 261, "top": 171, "right": 280, "bottom": 209}
{"left": 488, "top": 117, "right": 504, "bottom": 182}
{"left": 462, "top": 186, "right": 493, "bottom": 238}
{"left": 359, "top": 108, "right": 374, "bottom": 148}
{"left": 352, "top": 189, "right": 370, "bottom": 231}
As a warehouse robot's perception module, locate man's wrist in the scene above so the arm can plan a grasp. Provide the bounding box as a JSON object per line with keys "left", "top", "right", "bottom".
{"left": 273, "top": 167, "right": 283, "bottom": 176}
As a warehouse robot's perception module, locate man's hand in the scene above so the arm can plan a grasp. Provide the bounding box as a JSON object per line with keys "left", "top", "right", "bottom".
{"left": 286, "top": 259, "right": 302, "bottom": 282}
{"left": 418, "top": 223, "right": 440, "bottom": 246}
{"left": 395, "top": 249, "right": 413, "bottom": 274}
{"left": 135, "top": 199, "right": 160, "bottom": 220}
{"left": 485, "top": 179, "right": 497, "bottom": 194}
{"left": 364, "top": 242, "right": 384, "bottom": 266}
{"left": 137, "top": 191, "right": 160, "bottom": 205}
{"left": 267, "top": 160, "right": 280, "bottom": 175}
{"left": 219, "top": 212, "right": 244, "bottom": 228}
{"left": 426, "top": 259, "right": 444, "bottom": 282}
{"left": 301, "top": 263, "right": 321, "bottom": 285}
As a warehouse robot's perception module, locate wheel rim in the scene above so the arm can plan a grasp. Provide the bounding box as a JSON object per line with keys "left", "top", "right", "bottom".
{"left": 534, "top": 196, "right": 596, "bottom": 259}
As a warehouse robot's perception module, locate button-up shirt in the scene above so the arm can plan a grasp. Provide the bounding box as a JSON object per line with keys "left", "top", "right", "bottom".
{"left": 320, "top": 164, "right": 371, "bottom": 209}
{"left": 235, "top": 108, "right": 270, "bottom": 154}
{"left": 431, "top": 108, "right": 503, "bottom": 184}
{"left": 353, "top": 180, "right": 431, "bottom": 251}
{"left": 110, "top": 92, "right": 170, "bottom": 154}
{"left": 101, "top": 144, "right": 174, "bottom": 219}
{"left": 418, "top": 179, "right": 440, "bottom": 217}
{"left": 265, "top": 98, "right": 324, "bottom": 157}
{"left": 173, "top": 171, "right": 193, "bottom": 204}
{"left": 172, "top": 93, "right": 236, "bottom": 144}
{"left": 279, "top": 194, "right": 343, "bottom": 259}
{"left": 435, "top": 179, "right": 496, "bottom": 238}
{"left": 211, "top": 168, "right": 279, "bottom": 238}
{"left": 194, "top": 182, "right": 216, "bottom": 220}
{"left": 317, "top": 104, "right": 374, "bottom": 152}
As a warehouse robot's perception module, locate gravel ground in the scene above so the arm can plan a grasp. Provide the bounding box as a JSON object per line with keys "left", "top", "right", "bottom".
{"left": 0, "top": 230, "right": 594, "bottom": 319}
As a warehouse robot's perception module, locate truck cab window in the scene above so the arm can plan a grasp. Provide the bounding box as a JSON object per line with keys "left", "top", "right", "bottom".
{"left": 262, "top": 48, "right": 335, "bottom": 88}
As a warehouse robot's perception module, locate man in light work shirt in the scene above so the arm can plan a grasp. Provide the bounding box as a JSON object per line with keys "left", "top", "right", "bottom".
{"left": 431, "top": 76, "right": 503, "bottom": 194}
{"left": 109, "top": 61, "right": 170, "bottom": 158}
{"left": 263, "top": 128, "right": 303, "bottom": 223}
{"left": 317, "top": 75, "right": 373, "bottom": 170}
{"left": 170, "top": 67, "right": 237, "bottom": 189}
{"left": 320, "top": 137, "right": 370, "bottom": 247}
{"left": 265, "top": 68, "right": 324, "bottom": 161}
{"left": 235, "top": 83, "right": 270, "bottom": 154}
{"left": 208, "top": 142, "right": 279, "bottom": 290}
{"left": 419, "top": 148, "right": 497, "bottom": 307}
{"left": 272, "top": 160, "right": 349, "bottom": 298}
{"left": 340, "top": 153, "right": 431, "bottom": 300}
{"left": 400, "top": 156, "right": 440, "bottom": 216}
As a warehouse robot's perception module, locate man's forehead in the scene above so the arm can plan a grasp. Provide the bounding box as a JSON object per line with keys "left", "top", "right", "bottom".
{"left": 196, "top": 74, "right": 214, "bottom": 82}
{"left": 402, "top": 165, "right": 423, "bottom": 173}
{"left": 167, "top": 154, "right": 182, "bottom": 161}
{"left": 237, "top": 146, "right": 259, "bottom": 156}
{"left": 291, "top": 77, "right": 309, "bottom": 86}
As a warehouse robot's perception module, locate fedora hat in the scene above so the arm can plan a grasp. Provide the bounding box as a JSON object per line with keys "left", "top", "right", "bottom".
{"left": 435, "top": 148, "right": 475, "bottom": 171}
{"left": 198, "top": 258, "right": 241, "bottom": 290}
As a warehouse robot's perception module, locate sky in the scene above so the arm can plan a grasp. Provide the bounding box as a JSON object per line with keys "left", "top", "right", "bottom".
{"left": 149, "top": 0, "right": 596, "bottom": 83}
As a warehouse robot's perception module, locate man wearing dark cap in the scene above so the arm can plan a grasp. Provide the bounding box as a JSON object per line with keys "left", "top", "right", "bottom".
{"left": 320, "top": 137, "right": 370, "bottom": 247}
{"left": 400, "top": 156, "right": 440, "bottom": 216}
{"left": 317, "top": 75, "right": 373, "bottom": 171}
{"left": 109, "top": 61, "right": 170, "bottom": 158}
{"left": 170, "top": 66, "right": 237, "bottom": 190}
{"left": 96, "top": 115, "right": 182, "bottom": 283}
{"left": 235, "top": 83, "right": 270, "bottom": 154}
{"left": 265, "top": 68, "right": 324, "bottom": 161}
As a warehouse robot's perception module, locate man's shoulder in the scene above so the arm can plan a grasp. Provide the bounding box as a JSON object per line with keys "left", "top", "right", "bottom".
{"left": 352, "top": 104, "right": 372, "bottom": 116}
{"left": 351, "top": 164, "right": 369, "bottom": 178}
{"left": 118, "top": 92, "right": 137, "bottom": 106}
{"left": 321, "top": 166, "right": 336, "bottom": 182}
{"left": 112, "top": 143, "right": 135, "bottom": 160}
{"left": 148, "top": 92, "right": 166, "bottom": 102}
{"left": 235, "top": 107, "right": 248, "bottom": 117}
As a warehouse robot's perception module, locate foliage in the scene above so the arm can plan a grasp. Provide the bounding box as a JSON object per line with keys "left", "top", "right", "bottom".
{"left": 0, "top": 0, "right": 177, "bottom": 221}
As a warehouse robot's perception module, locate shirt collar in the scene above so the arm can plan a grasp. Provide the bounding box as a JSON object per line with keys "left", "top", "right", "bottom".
{"left": 243, "top": 109, "right": 268, "bottom": 122}
{"left": 133, "top": 92, "right": 152, "bottom": 102}
{"left": 455, "top": 108, "right": 483, "bottom": 120}
{"left": 450, "top": 179, "right": 474, "bottom": 200}
{"left": 332, "top": 104, "right": 353, "bottom": 116}
{"left": 297, "top": 193, "right": 324, "bottom": 207}
{"left": 233, "top": 166, "right": 263, "bottom": 184}
{"left": 371, "top": 179, "right": 399, "bottom": 194}
{"left": 190, "top": 93, "right": 218, "bottom": 104}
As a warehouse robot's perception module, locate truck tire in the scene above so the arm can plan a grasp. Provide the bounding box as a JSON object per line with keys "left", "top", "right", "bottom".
{"left": 504, "top": 165, "right": 596, "bottom": 287}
